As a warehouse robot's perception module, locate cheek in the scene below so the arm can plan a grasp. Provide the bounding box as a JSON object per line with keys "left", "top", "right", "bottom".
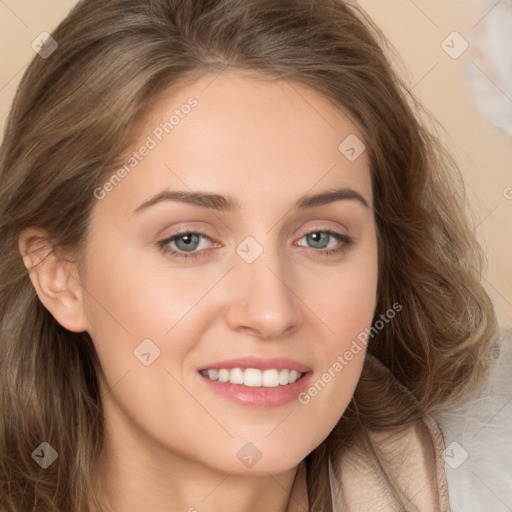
{"left": 296, "top": 241, "right": 378, "bottom": 423}
{"left": 80, "top": 237, "right": 232, "bottom": 400}
{"left": 302, "top": 241, "right": 379, "bottom": 344}
{"left": 82, "top": 237, "right": 217, "bottom": 339}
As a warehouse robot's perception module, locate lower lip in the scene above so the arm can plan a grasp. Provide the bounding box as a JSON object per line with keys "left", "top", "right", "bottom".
{"left": 199, "top": 372, "right": 313, "bottom": 408}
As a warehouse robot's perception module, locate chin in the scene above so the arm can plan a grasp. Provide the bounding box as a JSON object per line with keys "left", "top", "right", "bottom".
{"left": 198, "top": 438, "right": 312, "bottom": 477}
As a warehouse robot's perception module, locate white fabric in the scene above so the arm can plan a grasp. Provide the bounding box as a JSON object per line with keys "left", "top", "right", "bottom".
{"left": 329, "top": 452, "right": 343, "bottom": 512}
{"left": 435, "top": 328, "right": 512, "bottom": 511}
{"left": 466, "top": 0, "right": 512, "bottom": 136}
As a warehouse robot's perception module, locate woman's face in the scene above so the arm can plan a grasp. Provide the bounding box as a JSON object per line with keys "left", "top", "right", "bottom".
{"left": 80, "top": 70, "right": 378, "bottom": 475}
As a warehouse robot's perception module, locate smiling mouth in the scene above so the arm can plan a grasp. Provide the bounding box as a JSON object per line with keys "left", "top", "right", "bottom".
{"left": 199, "top": 368, "right": 306, "bottom": 387}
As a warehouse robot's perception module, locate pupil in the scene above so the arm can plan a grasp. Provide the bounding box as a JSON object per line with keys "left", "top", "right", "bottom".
{"left": 176, "top": 233, "right": 199, "bottom": 251}
{"left": 308, "top": 232, "right": 327, "bottom": 248}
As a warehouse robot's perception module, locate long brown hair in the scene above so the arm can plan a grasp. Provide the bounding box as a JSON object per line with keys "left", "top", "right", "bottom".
{"left": 0, "top": 0, "right": 499, "bottom": 510}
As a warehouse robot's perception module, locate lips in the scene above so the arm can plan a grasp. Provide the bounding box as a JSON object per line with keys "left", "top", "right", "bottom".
{"left": 199, "top": 370, "right": 313, "bottom": 408}
{"left": 197, "top": 356, "right": 313, "bottom": 408}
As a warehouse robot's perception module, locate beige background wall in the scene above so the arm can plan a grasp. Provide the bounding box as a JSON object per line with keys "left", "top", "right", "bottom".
{"left": 1, "top": 0, "right": 511, "bottom": 325}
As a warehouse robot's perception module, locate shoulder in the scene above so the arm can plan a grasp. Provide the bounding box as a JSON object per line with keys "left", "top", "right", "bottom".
{"left": 331, "top": 415, "right": 451, "bottom": 512}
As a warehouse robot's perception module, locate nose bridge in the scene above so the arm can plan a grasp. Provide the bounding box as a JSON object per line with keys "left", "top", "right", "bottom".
{"left": 225, "top": 234, "right": 302, "bottom": 338}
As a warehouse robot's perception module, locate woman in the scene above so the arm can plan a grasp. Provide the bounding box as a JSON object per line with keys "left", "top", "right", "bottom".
{"left": 0, "top": 0, "right": 499, "bottom": 510}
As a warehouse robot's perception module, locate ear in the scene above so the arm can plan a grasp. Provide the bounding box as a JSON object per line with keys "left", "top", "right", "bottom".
{"left": 18, "top": 228, "right": 88, "bottom": 333}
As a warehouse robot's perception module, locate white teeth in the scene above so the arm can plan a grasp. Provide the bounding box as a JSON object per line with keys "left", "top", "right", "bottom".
{"left": 201, "top": 367, "right": 304, "bottom": 387}
{"left": 244, "top": 368, "right": 262, "bottom": 387}
{"left": 218, "top": 369, "right": 229, "bottom": 383}
{"left": 229, "top": 368, "right": 244, "bottom": 385}
{"left": 262, "top": 369, "right": 279, "bottom": 387}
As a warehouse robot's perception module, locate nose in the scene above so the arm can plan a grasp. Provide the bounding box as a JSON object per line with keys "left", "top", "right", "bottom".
{"left": 224, "top": 249, "right": 303, "bottom": 340}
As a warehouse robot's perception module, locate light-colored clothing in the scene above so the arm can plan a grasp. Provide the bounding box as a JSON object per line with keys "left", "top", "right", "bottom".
{"left": 328, "top": 415, "right": 450, "bottom": 511}
{"left": 435, "top": 328, "right": 512, "bottom": 511}
{"left": 323, "top": 354, "right": 451, "bottom": 511}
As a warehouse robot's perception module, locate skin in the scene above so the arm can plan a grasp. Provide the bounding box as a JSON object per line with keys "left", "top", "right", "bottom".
{"left": 19, "top": 70, "right": 378, "bottom": 512}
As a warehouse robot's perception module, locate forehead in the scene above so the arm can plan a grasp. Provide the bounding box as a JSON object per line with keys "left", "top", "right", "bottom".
{"left": 98, "top": 70, "right": 372, "bottom": 215}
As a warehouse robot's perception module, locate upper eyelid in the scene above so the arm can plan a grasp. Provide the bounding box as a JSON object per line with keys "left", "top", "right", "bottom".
{"left": 163, "top": 220, "right": 349, "bottom": 237}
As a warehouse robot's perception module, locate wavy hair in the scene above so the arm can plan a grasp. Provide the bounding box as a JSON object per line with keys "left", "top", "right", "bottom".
{"left": 0, "top": 0, "right": 499, "bottom": 510}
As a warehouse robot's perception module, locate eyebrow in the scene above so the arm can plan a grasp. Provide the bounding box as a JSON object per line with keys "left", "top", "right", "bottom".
{"left": 133, "top": 187, "right": 370, "bottom": 214}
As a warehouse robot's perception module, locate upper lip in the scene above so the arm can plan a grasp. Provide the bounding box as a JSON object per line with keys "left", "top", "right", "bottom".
{"left": 198, "top": 356, "right": 312, "bottom": 373}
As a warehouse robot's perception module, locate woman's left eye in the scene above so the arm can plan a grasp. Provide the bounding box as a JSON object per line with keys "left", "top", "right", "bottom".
{"left": 295, "top": 230, "right": 354, "bottom": 256}
{"left": 157, "top": 229, "right": 354, "bottom": 260}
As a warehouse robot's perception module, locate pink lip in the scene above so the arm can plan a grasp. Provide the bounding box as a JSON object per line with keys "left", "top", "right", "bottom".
{"left": 197, "top": 356, "right": 312, "bottom": 373}
{"left": 199, "top": 371, "right": 313, "bottom": 408}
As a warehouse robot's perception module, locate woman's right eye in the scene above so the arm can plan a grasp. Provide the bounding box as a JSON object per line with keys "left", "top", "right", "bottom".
{"left": 157, "top": 231, "right": 214, "bottom": 260}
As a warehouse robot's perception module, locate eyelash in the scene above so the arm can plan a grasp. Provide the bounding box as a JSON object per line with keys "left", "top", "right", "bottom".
{"left": 157, "top": 229, "right": 354, "bottom": 260}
